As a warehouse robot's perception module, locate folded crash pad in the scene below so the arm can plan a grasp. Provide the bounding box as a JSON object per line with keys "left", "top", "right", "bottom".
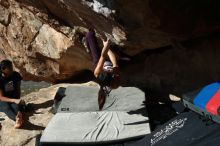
{"left": 206, "top": 89, "right": 220, "bottom": 115}
{"left": 193, "top": 82, "right": 220, "bottom": 109}
{"left": 183, "top": 82, "right": 220, "bottom": 123}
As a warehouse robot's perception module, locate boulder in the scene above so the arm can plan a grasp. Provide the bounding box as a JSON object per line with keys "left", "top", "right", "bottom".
{"left": 0, "top": 0, "right": 91, "bottom": 82}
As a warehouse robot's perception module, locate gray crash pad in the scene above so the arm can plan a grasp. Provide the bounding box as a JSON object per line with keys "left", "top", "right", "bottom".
{"left": 41, "top": 86, "right": 150, "bottom": 145}
{"left": 56, "top": 86, "right": 146, "bottom": 113}
{"left": 40, "top": 111, "right": 150, "bottom": 144}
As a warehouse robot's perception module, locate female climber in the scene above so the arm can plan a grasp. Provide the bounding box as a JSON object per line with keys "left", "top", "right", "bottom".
{"left": 85, "top": 28, "right": 120, "bottom": 110}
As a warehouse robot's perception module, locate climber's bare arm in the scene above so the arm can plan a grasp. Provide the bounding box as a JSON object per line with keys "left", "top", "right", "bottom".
{"left": 0, "top": 90, "right": 21, "bottom": 104}
{"left": 107, "top": 49, "right": 118, "bottom": 68}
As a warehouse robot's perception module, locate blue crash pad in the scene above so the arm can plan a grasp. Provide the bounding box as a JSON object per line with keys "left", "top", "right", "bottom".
{"left": 193, "top": 82, "right": 220, "bottom": 109}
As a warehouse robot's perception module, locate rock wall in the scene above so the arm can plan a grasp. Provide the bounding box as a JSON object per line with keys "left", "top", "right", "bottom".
{"left": 1, "top": 0, "right": 220, "bottom": 91}
{"left": 16, "top": 0, "right": 220, "bottom": 54}
{"left": 121, "top": 34, "right": 220, "bottom": 95}
{"left": 0, "top": 0, "right": 92, "bottom": 82}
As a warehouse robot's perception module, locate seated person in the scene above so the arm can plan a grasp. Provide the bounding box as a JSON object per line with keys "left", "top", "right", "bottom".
{"left": 0, "top": 59, "right": 25, "bottom": 128}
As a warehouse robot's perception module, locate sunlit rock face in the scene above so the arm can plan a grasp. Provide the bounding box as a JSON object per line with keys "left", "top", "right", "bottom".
{"left": 0, "top": 0, "right": 92, "bottom": 82}
{"left": 1, "top": 0, "right": 220, "bottom": 91}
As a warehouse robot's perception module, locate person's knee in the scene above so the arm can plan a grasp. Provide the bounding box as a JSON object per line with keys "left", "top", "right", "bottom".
{"left": 10, "top": 103, "right": 19, "bottom": 109}
{"left": 0, "top": 102, "right": 17, "bottom": 121}
{"left": 10, "top": 103, "right": 21, "bottom": 115}
{"left": 0, "top": 102, "right": 11, "bottom": 111}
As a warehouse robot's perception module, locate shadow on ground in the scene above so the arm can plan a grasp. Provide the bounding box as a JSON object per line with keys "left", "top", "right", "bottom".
{"left": 22, "top": 99, "right": 54, "bottom": 130}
